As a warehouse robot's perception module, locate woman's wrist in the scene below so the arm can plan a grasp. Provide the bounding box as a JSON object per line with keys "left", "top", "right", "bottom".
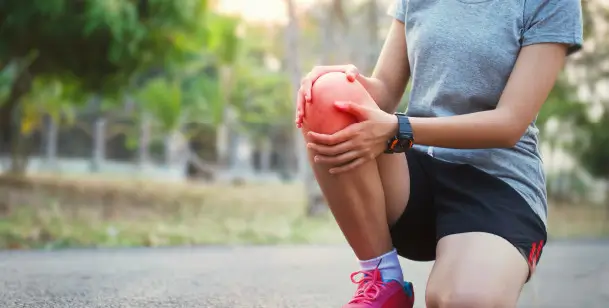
{"left": 381, "top": 112, "right": 399, "bottom": 140}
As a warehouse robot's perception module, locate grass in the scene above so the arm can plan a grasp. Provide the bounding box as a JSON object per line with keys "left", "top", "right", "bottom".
{"left": 0, "top": 174, "right": 343, "bottom": 250}
{"left": 0, "top": 174, "right": 607, "bottom": 250}
{"left": 547, "top": 202, "right": 609, "bottom": 239}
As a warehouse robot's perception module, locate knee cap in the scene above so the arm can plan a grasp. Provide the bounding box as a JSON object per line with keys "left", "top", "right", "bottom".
{"left": 302, "top": 72, "right": 370, "bottom": 134}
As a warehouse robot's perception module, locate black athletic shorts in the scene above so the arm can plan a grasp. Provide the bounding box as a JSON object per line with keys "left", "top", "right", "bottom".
{"left": 389, "top": 148, "right": 547, "bottom": 276}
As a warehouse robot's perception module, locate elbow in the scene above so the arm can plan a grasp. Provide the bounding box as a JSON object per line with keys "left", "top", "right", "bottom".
{"left": 499, "top": 135, "right": 519, "bottom": 148}
{"left": 498, "top": 126, "right": 525, "bottom": 148}
{"left": 494, "top": 110, "right": 527, "bottom": 148}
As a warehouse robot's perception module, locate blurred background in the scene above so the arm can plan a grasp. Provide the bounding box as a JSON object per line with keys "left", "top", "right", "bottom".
{"left": 0, "top": 0, "right": 607, "bottom": 250}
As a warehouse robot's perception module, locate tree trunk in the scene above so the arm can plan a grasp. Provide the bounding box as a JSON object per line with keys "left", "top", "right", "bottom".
{"left": 259, "top": 137, "right": 272, "bottom": 173}
{"left": 0, "top": 66, "right": 33, "bottom": 176}
{"left": 8, "top": 106, "right": 30, "bottom": 175}
{"left": 285, "top": 0, "right": 328, "bottom": 216}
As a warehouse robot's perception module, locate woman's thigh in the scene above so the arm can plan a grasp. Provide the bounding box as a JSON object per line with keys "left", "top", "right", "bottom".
{"left": 388, "top": 148, "right": 437, "bottom": 261}
{"left": 426, "top": 232, "right": 528, "bottom": 308}
{"left": 424, "top": 159, "right": 547, "bottom": 308}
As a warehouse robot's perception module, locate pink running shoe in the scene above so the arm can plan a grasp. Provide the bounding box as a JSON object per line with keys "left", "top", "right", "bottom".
{"left": 342, "top": 268, "right": 414, "bottom": 308}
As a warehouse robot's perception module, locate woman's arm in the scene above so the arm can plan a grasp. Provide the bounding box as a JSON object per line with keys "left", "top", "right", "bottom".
{"left": 365, "top": 19, "right": 411, "bottom": 113}
{"left": 409, "top": 43, "right": 568, "bottom": 149}
{"left": 306, "top": 43, "right": 569, "bottom": 172}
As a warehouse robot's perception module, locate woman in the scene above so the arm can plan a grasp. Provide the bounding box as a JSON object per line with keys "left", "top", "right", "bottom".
{"left": 295, "top": 0, "right": 583, "bottom": 307}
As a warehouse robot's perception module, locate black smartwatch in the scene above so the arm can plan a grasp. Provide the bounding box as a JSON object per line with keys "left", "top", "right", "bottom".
{"left": 384, "top": 112, "right": 414, "bottom": 154}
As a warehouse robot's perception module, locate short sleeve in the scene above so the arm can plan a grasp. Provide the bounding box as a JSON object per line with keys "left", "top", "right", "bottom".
{"left": 387, "top": 0, "right": 406, "bottom": 23}
{"left": 522, "top": 0, "right": 583, "bottom": 55}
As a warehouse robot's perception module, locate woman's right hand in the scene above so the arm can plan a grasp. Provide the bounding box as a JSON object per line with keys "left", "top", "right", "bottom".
{"left": 295, "top": 64, "right": 364, "bottom": 128}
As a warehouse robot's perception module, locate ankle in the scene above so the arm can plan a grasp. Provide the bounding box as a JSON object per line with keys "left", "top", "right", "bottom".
{"left": 358, "top": 248, "right": 404, "bottom": 282}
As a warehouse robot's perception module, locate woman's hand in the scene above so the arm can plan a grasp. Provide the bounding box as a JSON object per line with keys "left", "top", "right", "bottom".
{"left": 295, "top": 65, "right": 361, "bottom": 128}
{"left": 306, "top": 101, "right": 398, "bottom": 174}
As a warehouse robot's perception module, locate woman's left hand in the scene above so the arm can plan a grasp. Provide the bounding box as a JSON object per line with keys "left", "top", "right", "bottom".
{"left": 306, "top": 101, "right": 398, "bottom": 174}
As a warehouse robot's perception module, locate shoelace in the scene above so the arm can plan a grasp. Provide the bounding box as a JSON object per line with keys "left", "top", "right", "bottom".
{"left": 347, "top": 269, "right": 386, "bottom": 304}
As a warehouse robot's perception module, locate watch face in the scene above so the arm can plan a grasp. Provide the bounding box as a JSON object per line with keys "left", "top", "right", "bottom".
{"left": 389, "top": 137, "right": 411, "bottom": 153}
{"left": 396, "top": 139, "right": 412, "bottom": 152}
{"left": 400, "top": 138, "right": 413, "bottom": 149}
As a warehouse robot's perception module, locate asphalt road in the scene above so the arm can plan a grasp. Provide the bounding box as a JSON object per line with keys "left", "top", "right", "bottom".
{"left": 1, "top": 242, "right": 608, "bottom": 308}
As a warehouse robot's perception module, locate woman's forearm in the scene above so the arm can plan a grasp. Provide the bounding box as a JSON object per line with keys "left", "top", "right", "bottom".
{"left": 408, "top": 110, "right": 522, "bottom": 149}
{"left": 362, "top": 77, "right": 401, "bottom": 113}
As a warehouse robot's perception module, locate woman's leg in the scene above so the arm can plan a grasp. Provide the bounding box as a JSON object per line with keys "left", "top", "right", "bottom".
{"left": 302, "top": 87, "right": 414, "bottom": 307}
{"left": 305, "top": 139, "right": 395, "bottom": 259}
{"left": 302, "top": 121, "right": 409, "bottom": 260}
{"left": 422, "top": 159, "right": 547, "bottom": 308}
{"left": 426, "top": 233, "right": 529, "bottom": 308}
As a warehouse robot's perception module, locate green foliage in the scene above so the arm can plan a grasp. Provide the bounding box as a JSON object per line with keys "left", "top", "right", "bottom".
{"left": 181, "top": 69, "right": 223, "bottom": 125}
{"left": 0, "top": 51, "right": 40, "bottom": 106}
{"left": 134, "top": 77, "right": 182, "bottom": 132}
{"left": 224, "top": 24, "right": 294, "bottom": 141}
{"left": 0, "top": 0, "right": 209, "bottom": 95}
{"left": 574, "top": 112, "right": 609, "bottom": 179}
{"left": 205, "top": 14, "right": 240, "bottom": 66}
{"left": 538, "top": 76, "right": 587, "bottom": 129}
{"left": 231, "top": 66, "right": 293, "bottom": 138}
{"left": 17, "top": 75, "right": 88, "bottom": 134}
{"left": 0, "top": 63, "right": 16, "bottom": 103}
{"left": 129, "top": 12, "right": 241, "bottom": 138}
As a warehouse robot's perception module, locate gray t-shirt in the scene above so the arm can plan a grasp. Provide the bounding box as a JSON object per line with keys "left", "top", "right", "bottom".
{"left": 391, "top": 0, "right": 583, "bottom": 227}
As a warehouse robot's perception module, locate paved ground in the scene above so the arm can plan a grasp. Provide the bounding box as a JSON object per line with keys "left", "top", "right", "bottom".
{"left": 0, "top": 241, "right": 608, "bottom": 308}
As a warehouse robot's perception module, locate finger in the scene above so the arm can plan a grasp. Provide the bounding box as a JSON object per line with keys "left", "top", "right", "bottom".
{"left": 308, "top": 64, "right": 361, "bottom": 91}
{"left": 296, "top": 88, "right": 306, "bottom": 124}
{"left": 300, "top": 73, "right": 315, "bottom": 102}
{"left": 334, "top": 101, "right": 370, "bottom": 121}
{"left": 344, "top": 64, "right": 360, "bottom": 82}
{"left": 307, "top": 124, "right": 359, "bottom": 146}
{"left": 307, "top": 140, "right": 353, "bottom": 156}
{"left": 314, "top": 150, "right": 360, "bottom": 166}
{"left": 330, "top": 157, "right": 367, "bottom": 174}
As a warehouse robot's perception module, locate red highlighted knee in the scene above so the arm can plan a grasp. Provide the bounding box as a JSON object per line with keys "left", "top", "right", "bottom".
{"left": 302, "top": 72, "right": 371, "bottom": 135}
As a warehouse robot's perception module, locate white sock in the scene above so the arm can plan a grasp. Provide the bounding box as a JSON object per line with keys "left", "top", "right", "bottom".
{"left": 358, "top": 248, "right": 404, "bottom": 283}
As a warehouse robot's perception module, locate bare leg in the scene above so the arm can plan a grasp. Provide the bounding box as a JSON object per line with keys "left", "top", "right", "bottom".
{"left": 302, "top": 74, "right": 415, "bottom": 307}
{"left": 305, "top": 135, "right": 390, "bottom": 259}
{"left": 426, "top": 233, "right": 529, "bottom": 308}
{"left": 377, "top": 152, "right": 410, "bottom": 227}
{"left": 303, "top": 99, "right": 409, "bottom": 260}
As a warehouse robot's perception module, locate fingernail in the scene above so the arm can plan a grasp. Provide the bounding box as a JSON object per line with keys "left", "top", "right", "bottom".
{"left": 334, "top": 101, "right": 347, "bottom": 108}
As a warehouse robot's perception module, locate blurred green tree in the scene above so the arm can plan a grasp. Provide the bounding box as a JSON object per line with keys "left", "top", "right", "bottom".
{"left": 132, "top": 12, "right": 240, "bottom": 173}
{"left": 0, "top": 0, "right": 209, "bottom": 174}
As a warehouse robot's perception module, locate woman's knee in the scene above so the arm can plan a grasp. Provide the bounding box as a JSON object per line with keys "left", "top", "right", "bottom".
{"left": 425, "top": 233, "right": 528, "bottom": 308}
{"left": 426, "top": 286, "right": 499, "bottom": 308}
{"left": 302, "top": 72, "right": 370, "bottom": 135}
